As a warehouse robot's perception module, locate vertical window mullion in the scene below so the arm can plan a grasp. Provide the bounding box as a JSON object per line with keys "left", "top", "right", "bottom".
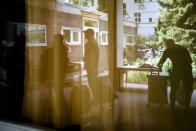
{"left": 70, "top": 30, "right": 73, "bottom": 43}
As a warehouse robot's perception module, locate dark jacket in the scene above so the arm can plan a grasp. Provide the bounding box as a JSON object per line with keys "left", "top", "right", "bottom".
{"left": 158, "top": 44, "right": 192, "bottom": 75}
{"left": 84, "top": 37, "right": 99, "bottom": 73}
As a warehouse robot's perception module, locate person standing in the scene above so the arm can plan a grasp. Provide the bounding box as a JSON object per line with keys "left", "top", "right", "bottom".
{"left": 157, "top": 38, "right": 193, "bottom": 108}
{"left": 53, "top": 34, "right": 69, "bottom": 127}
{"left": 83, "top": 29, "right": 99, "bottom": 105}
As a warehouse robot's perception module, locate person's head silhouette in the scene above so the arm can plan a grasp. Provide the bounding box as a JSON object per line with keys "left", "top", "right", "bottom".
{"left": 163, "top": 38, "right": 175, "bottom": 49}
{"left": 84, "top": 29, "right": 94, "bottom": 40}
{"left": 54, "top": 33, "right": 64, "bottom": 45}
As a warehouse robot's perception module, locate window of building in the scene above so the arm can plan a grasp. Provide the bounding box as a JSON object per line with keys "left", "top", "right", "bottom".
{"left": 26, "top": 24, "right": 47, "bottom": 46}
{"left": 96, "top": 32, "right": 98, "bottom": 41}
{"left": 72, "top": 0, "right": 79, "bottom": 4}
{"left": 63, "top": 30, "right": 71, "bottom": 42}
{"left": 84, "top": 19, "right": 98, "bottom": 28}
{"left": 58, "top": 0, "right": 71, "bottom": 3}
{"left": 61, "top": 27, "right": 81, "bottom": 45}
{"left": 101, "top": 31, "right": 108, "bottom": 45}
{"left": 134, "top": 0, "right": 142, "bottom": 3}
{"left": 123, "top": 3, "right": 127, "bottom": 15}
{"left": 149, "top": 18, "right": 152, "bottom": 22}
{"left": 58, "top": 0, "right": 78, "bottom": 4}
{"left": 73, "top": 31, "right": 79, "bottom": 41}
{"left": 134, "top": 13, "right": 141, "bottom": 23}
{"left": 126, "top": 35, "right": 135, "bottom": 44}
{"left": 102, "top": 34, "right": 106, "bottom": 42}
{"left": 83, "top": 18, "right": 99, "bottom": 43}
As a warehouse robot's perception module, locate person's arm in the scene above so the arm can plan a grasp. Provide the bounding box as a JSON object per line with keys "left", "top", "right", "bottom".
{"left": 157, "top": 49, "right": 168, "bottom": 69}
{"left": 186, "top": 50, "right": 192, "bottom": 65}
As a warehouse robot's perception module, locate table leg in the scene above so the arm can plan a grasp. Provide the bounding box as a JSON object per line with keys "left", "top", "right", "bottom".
{"left": 126, "top": 70, "right": 128, "bottom": 87}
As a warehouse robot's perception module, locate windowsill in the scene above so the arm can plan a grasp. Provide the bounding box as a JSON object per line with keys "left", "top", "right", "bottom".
{"left": 100, "top": 44, "right": 108, "bottom": 46}
{"left": 26, "top": 43, "right": 47, "bottom": 46}
{"left": 69, "top": 44, "right": 81, "bottom": 46}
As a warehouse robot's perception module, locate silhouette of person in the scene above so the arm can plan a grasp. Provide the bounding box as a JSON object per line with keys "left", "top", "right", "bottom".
{"left": 157, "top": 39, "right": 193, "bottom": 108}
{"left": 54, "top": 34, "right": 69, "bottom": 72}
{"left": 83, "top": 29, "right": 99, "bottom": 105}
{"left": 52, "top": 33, "right": 70, "bottom": 127}
{"left": 63, "top": 39, "right": 71, "bottom": 59}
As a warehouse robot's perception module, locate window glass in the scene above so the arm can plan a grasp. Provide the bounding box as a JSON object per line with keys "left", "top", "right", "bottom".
{"left": 84, "top": 19, "right": 98, "bottom": 28}
{"left": 102, "top": 33, "right": 106, "bottom": 43}
{"left": 22, "top": 0, "right": 109, "bottom": 130}
{"left": 62, "top": 28, "right": 80, "bottom": 45}
{"left": 73, "top": 31, "right": 78, "bottom": 41}
{"left": 149, "top": 18, "right": 152, "bottom": 22}
{"left": 126, "top": 36, "right": 134, "bottom": 43}
{"left": 63, "top": 30, "right": 70, "bottom": 42}
{"left": 96, "top": 32, "right": 98, "bottom": 41}
{"left": 123, "top": 3, "right": 126, "bottom": 15}
{"left": 134, "top": 13, "right": 141, "bottom": 23}
{"left": 26, "top": 24, "right": 46, "bottom": 46}
{"left": 134, "top": 0, "right": 142, "bottom": 3}
{"left": 72, "top": 0, "right": 79, "bottom": 4}
{"left": 100, "top": 31, "right": 108, "bottom": 45}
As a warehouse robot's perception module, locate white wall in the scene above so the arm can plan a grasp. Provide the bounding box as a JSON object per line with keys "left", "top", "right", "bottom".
{"left": 123, "top": 0, "right": 160, "bottom": 36}
{"left": 137, "top": 27, "right": 155, "bottom": 36}
{"left": 140, "top": 12, "right": 158, "bottom": 23}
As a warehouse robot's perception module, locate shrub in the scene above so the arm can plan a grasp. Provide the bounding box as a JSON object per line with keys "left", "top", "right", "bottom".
{"left": 126, "top": 71, "right": 148, "bottom": 84}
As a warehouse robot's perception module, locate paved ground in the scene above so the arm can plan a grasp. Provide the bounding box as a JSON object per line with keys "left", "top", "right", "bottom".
{"left": 1, "top": 88, "right": 196, "bottom": 131}
{"left": 1, "top": 69, "right": 196, "bottom": 131}
{"left": 74, "top": 83, "right": 196, "bottom": 131}
{"left": 112, "top": 90, "right": 196, "bottom": 131}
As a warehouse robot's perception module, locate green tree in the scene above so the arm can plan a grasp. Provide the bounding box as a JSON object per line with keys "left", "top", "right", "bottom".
{"left": 135, "top": 35, "right": 159, "bottom": 50}
{"left": 155, "top": 0, "right": 196, "bottom": 72}
{"left": 156, "top": 0, "right": 196, "bottom": 54}
{"left": 97, "top": 0, "right": 108, "bottom": 13}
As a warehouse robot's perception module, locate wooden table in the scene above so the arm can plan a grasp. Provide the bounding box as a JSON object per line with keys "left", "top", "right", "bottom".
{"left": 118, "top": 66, "right": 159, "bottom": 88}
{"left": 146, "top": 72, "right": 196, "bottom": 80}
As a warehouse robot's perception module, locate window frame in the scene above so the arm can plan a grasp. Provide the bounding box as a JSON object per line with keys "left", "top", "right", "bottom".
{"left": 61, "top": 27, "right": 81, "bottom": 45}
{"left": 83, "top": 18, "right": 99, "bottom": 29}
{"left": 123, "top": 3, "right": 127, "bottom": 15}
{"left": 134, "top": 12, "right": 141, "bottom": 23}
{"left": 125, "top": 35, "right": 135, "bottom": 45}
{"left": 26, "top": 24, "right": 47, "bottom": 46}
{"left": 83, "top": 17, "right": 99, "bottom": 42}
{"left": 100, "top": 31, "right": 108, "bottom": 45}
{"left": 149, "top": 17, "right": 152, "bottom": 22}
{"left": 134, "top": 0, "right": 142, "bottom": 3}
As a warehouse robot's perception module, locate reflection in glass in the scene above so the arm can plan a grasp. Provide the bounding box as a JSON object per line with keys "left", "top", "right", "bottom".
{"left": 84, "top": 19, "right": 98, "bottom": 28}
{"left": 63, "top": 30, "right": 71, "bottom": 42}
{"left": 26, "top": 24, "right": 46, "bottom": 45}
{"left": 126, "top": 36, "right": 134, "bottom": 44}
{"left": 102, "top": 34, "right": 106, "bottom": 43}
{"left": 73, "top": 32, "right": 78, "bottom": 41}
{"left": 23, "top": 0, "right": 114, "bottom": 130}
